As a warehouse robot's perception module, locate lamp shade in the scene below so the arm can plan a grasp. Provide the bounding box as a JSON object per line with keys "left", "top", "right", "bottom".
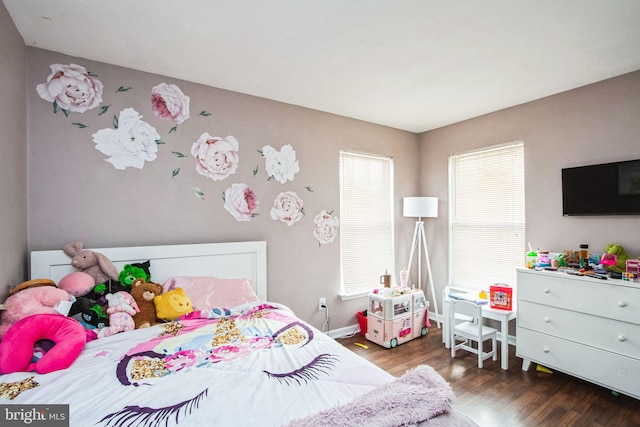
{"left": 403, "top": 197, "right": 438, "bottom": 218}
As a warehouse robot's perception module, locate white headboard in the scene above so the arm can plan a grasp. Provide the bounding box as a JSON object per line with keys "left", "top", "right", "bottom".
{"left": 30, "top": 241, "right": 268, "bottom": 301}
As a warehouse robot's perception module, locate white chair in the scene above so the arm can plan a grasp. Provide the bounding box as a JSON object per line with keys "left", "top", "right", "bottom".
{"left": 449, "top": 299, "right": 497, "bottom": 368}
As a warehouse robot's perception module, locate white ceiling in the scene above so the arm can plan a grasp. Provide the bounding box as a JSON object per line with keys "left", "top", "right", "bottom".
{"left": 4, "top": 0, "right": 640, "bottom": 133}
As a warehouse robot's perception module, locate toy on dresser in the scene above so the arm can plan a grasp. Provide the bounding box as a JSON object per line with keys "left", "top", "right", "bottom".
{"left": 365, "top": 288, "right": 429, "bottom": 348}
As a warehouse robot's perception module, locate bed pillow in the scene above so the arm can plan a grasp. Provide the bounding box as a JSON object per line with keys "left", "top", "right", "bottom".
{"left": 162, "top": 276, "right": 258, "bottom": 311}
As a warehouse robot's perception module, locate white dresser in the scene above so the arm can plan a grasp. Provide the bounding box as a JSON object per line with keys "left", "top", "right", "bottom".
{"left": 516, "top": 268, "right": 640, "bottom": 400}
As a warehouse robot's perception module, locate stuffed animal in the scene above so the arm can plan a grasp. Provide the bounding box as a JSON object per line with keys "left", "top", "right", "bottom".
{"left": 118, "top": 262, "right": 151, "bottom": 288}
{"left": 96, "top": 291, "right": 140, "bottom": 338}
{"left": 130, "top": 278, "right": 163, "bottom": 329}
{"left": 63, "top": 242, "right": 119, "bottom": 286}
{"left": 58, "top": 272, "right": 96, "bottom": 316}
{"left": 0, "top": 279, "right": 73, "bottom": 337}
{"left": 604, "top": 243, "right": 631, "bottom": 273}
{"left": 154, "top": 288, "right": 193, "bottom": 321}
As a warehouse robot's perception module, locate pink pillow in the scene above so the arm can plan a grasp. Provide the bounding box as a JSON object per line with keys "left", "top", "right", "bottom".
{"left": 162, "top": 276, "right": 258, "bottom": 310}
{"left": 0, "top": 314, "right": 86, "bottom": 374}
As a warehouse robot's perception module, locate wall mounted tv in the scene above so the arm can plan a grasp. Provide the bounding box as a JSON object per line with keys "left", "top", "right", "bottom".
{"left": 562, "top": 159, "right": 640, "bottom": 216}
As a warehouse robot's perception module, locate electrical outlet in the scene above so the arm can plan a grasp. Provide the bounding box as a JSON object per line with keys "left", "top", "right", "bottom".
{"left": 318, "top": 297, "right": 327, "bottom": 311}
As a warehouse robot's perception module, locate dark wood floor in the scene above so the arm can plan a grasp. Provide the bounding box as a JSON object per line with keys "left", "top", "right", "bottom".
{"left": 337, "top": 325, "right": 640, "bottom": 427}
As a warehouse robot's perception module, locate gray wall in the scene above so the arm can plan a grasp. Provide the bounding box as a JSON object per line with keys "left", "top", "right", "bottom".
{"left": 0, "top": 2, "right": 28, "bottom": 299}
{"left": 419, "top": 70, "right": 640, "bottom": 318}
{"left": 26, "top": 48, "right": 420, "bottom": 331}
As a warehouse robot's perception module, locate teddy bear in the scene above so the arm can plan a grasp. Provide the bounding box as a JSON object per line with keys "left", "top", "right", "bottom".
{"left": 96, "top": 291, "right": 140, "bottom": 338}
{"left": 603, "top": 243, "right": 631, "bottom": 273}
{"left": 130, "top": 278, "right": 163, "bottom": 329}
{"left": 63, "top": 242, "right": 120, "bottom": 286}
{"left": 0, "top": 279, "right": 73, "bottom": 337}
{"left": 154, "top": 288, "right": 193, "bottom": 321}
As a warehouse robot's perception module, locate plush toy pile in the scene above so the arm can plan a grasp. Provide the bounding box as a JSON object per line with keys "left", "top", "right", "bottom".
{"left": 0, "top": 242, "right": 197, "bottom": 375}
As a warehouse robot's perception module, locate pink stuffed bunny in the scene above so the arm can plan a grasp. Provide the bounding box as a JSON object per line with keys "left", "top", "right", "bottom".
{"left": 96, "top": 291, "right": 140, "bottom": 338}
{"left": 63, "top": 242, "right": 119, "bottom": 285}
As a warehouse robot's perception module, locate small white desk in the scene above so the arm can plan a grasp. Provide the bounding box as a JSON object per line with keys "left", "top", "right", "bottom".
{"left": 442, "top": 287, "right": 517, "bottom": 370}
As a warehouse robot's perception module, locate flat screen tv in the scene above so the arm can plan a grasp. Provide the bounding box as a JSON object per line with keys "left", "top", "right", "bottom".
{"left": 562, "top": 159, "right": 640, "bottom": 216}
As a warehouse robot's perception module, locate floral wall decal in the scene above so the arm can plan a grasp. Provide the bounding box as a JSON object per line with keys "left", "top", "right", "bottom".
{"left": 223, "top": 183, "right": 259, "bottom": 221}
{"left": 150, "top": 82, "right": 190, "bottom": 123}
{"left": 313, "top": 210, "right": 340, "bottom": 245}
{"left": 36, "top": 63, "right": 103, "bottom": 114}
{"left": 191, "top": 133, "right": 240, "bottom": 181}
{"left": 93, "top": 108, "right": 161, "bottom": 169}
{"left": 271, "top": 191, "right": 304, "bottom": 226}
{"left": 260, "top": 144, "right": 300, "bottom": 184}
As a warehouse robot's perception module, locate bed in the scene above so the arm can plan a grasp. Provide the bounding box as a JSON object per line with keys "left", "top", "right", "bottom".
{"left": 0, "top": 241, "right": 477, "bottom": 426}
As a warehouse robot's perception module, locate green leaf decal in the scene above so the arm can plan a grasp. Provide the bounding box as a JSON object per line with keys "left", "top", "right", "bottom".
{"left": 87, "top": 71, "right": 99, "bottom": 77}
{"left": 257, "top": 149, "right": 264, "bottom": 156}
{"left": 169, "top": 125, "right": 178, "bottom": 134}
{"left": 192, "top": 187, "right": 205, "bottom": 200}
{"left": 172, "top": 151, "right": 186, "bottom": 158}
{"left": 72, "top": 122, "right": 88, "bottom": 129}
{"left": 113, "top": 114, "right": 119, "bottom": 129}
{"left": 305, "top": 186, "right": 313, "bottom": 192}
{"left": 98, "top": 105, "right": 110, "bottom": 116}
{"left": 62, "top": 108, "right": 70, "bottom": 117}
{"left": 116, "top": 86, "right": 132, "bottom": 92}
{"left": 199, "top": 111, "right": 212, "bottom": 117}
{"left": 172, "top": 168, "right": 180, "bottom": 178}
{"left": 53, "top": 101, "right": 59, "bottom": 114}
{"left": 253, "top": 166, "right": 259, "bottom": 177}
{"left": 156, "top": 139, "right": 165, "bottom": 145}
{"left": 221, "top": 191, "right": 226, "bottom": 202}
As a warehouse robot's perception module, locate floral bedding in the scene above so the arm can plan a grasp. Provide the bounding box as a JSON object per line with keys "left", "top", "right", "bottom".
{"left": 0, "top": 302, "right": 395, "bottom": 426}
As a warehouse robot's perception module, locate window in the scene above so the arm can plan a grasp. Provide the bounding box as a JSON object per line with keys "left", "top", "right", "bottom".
{"left": 449, "top": 142, "right": 524, "bottom": 290}
{"left": 339, "top": 150, "right": 394, "bottom": 297}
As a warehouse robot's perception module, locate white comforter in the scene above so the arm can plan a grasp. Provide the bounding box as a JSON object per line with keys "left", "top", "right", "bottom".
{"left": 0, "top": 303, "right": 395, "bottom": 427}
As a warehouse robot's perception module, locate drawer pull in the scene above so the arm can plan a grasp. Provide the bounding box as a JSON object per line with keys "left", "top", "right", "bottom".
{"left": 544, "top": 317, "right": 551, "bottom": 323}
{"left": 618, "top": 335, "right": 627, "bottom": 342}
{"left": 543, "top": 288, "right": 550, "bottom": 294}
{"left": 543, "top": 346, "right": 550, "bottom": 353}
{"left": 618, "top": 301, "right": 628, "bottom": 307}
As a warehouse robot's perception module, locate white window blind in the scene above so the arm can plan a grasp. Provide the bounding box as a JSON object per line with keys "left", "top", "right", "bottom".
{"left": 449, "top": 142, "right": 524, "bottom": 290}
{"left": 340, "top": 150, "right": 394, "bottom": 297}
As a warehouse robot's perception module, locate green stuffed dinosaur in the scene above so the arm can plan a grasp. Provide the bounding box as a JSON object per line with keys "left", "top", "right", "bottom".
{"left": 603, "top": 243, "right": 630, "bottom": 273}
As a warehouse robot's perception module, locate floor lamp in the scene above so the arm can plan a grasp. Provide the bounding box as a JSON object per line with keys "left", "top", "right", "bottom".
{"left": 403, "top": 197, "right": 440, "bottom": 327}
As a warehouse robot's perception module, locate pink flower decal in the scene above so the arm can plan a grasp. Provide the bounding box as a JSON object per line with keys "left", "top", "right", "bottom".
{"left": 224, "top": 183, "right": 259, "bottom": 221}
{"left": 313, "top": 210, "right": 340, "bottom": 244}
{"left": 150, "top": 83, "right": 190, "bottom": 124}
{"left": 270, "top": 191, "right": 304, "bottom": 226}
{"left": 191, "top": 133, "right": 240, "bottom": 181}
{"left": 36, "top": 63, "right": 103, "bottom": 113}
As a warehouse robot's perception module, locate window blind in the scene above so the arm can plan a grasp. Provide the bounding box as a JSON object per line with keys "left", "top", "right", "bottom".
{"left": 340, "top": 150, "right": 394, "bottom": 297}
{"left": 449, "top": 142, "right": 525, "bottom": 290}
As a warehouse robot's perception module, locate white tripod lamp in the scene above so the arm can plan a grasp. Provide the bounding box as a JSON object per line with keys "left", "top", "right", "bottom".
{"left": 403, "top": 197, "right": 440, "bottom": 327}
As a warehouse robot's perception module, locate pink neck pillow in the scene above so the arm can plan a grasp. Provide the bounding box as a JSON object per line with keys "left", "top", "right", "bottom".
{"left": 0, "top": 314, "right": 86, "bottom": 374}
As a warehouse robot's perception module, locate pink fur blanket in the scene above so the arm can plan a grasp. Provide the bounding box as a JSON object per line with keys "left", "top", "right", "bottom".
{"left": 286, "top": 365, "right": 478, "bottom": 427}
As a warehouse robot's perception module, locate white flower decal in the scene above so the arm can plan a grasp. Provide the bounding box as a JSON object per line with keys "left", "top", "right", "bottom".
{"left": 262, "top": 144, "right": 300, "bottom": 184}
{"left": 313, "top": 210, "right": 340, "bottom": 245}
{"left": 270, "top": 191, "right": 304, "bottom": 226}
{"left": 36, "top": 63, "right": 103, "bottom": 113}
{"left": 151, "top": 83, "right": 190, "bottom": 124}
{"left": 191, "top": 133, "right": 239, "bottom": 181}
{"left": 93, "top": 108, "right": 160, "bottom": 170}
{"left": 224, "top": 183, "right": 259, "bottom": 221}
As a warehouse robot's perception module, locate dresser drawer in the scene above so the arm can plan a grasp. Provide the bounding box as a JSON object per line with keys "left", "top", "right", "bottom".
{"left": 518, "top": 300, "right": 640, "bottom": 360}
{"left": 516, "top": 328, "right": 640, "bottom": 399}
{"left": 517, "top": 270, "right": 639, "bottom": 324}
